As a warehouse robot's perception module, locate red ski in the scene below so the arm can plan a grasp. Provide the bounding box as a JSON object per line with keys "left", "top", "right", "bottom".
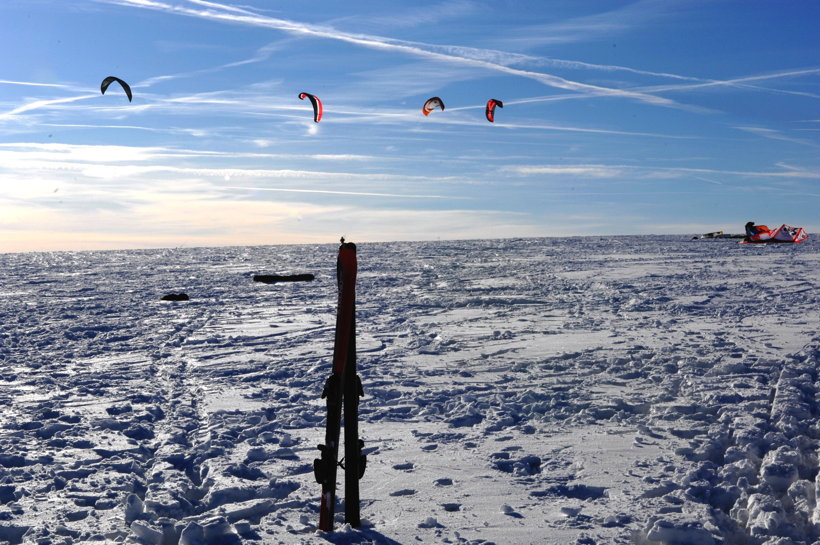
{"left": 315, "top": 241, "right": 358, "bottom": 531}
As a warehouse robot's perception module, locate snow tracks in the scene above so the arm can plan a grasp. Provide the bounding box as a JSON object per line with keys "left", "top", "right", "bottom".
{"left": 1, "top": 238, "right": 818, "bottom": 544}
{"left": 0, "top": 248, "right": 315, "bottom": 544}
{"left": 638, "top": 342, "right": 819, "bottom": 545}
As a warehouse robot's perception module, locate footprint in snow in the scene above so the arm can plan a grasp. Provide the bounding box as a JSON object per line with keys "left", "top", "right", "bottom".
{"left": 560, "top": 506, "right": 582, "bottom": 517}
{"left": 389, "top": 489, "right": 417, "bottom": 497}
{"left": 502, "top": 504, "right": 523, "bottom": 518}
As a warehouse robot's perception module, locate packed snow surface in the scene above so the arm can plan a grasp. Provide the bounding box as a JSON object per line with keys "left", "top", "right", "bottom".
{"left": 0, "top": 236, "right": 818, "bottom": 545}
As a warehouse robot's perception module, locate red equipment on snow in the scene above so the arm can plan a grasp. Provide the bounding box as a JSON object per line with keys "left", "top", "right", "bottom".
{"left": 315, "top": 241, "right": 365, "bottom": 531}
{"left": 741, "top": 224, "right": 809, "bottom": 244}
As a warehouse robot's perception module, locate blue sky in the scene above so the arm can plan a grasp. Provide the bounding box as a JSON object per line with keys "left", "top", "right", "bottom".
{"left": 1, "top": 0, "right": 818, "bottom": 251}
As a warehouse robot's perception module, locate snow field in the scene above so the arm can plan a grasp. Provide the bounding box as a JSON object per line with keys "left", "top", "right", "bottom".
{"left": 0, "top": 236, "right": 817, "bottom": 544}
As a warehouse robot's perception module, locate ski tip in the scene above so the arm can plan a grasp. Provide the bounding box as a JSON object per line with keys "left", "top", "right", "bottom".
{"left": 339, "top": 236, "right": 356, "bottom": 250}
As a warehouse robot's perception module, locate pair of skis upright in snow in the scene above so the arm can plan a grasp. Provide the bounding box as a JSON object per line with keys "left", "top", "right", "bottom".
{"left": 314, "top": 241, "right": 366, "bottom": 531}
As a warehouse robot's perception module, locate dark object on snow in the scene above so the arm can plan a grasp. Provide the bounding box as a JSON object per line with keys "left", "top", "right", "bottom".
{"left": 692, "top": 231, "right": 724, "bottom": 240}
{"left": 253, "top": 274, "right": 315, "bottom": 284}
{"left": 161, "top": 293, "right": 189, "bottom": 301}
{"left": 692, "top": 231, "right": 744, "bottom": 240}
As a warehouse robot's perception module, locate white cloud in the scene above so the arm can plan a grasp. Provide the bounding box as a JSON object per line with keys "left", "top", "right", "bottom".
{"left": 496, "top": 0, "right": 674, "bottom": 47}
{"left": 503, "top": 162, "right": 820, "bottom": 180}
{"left": 339, "top": 1, "right": 480, "bottom": 31}
{"left": 224, "top": 186, "right": 455, "bottom": 199}
{"left": 0, "top": 142, "right": 468, "bottom": 208}
{"left": 505, "top": 165, "right": 624, "bottom": 178}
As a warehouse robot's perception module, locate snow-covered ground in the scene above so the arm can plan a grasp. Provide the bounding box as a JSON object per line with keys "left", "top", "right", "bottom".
{"left": 0, "top": 236, "right": 818, "bottom": 545}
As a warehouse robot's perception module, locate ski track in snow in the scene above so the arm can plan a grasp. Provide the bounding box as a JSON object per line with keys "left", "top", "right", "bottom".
{"left": 0, "top": 237, "right": 817, "bottom": 545}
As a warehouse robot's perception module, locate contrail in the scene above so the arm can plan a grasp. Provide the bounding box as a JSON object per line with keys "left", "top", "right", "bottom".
{"left": 225, "top": 186, "right": 458, "bottom": 199}
{"left": 0, "top": 94, "right": 97, "bottom": 119}
{"left": 0, "top": 80, "right": 76, "bottom": 89}
{"left": 95, "top": 0, "right": 678, "bottom": 108}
